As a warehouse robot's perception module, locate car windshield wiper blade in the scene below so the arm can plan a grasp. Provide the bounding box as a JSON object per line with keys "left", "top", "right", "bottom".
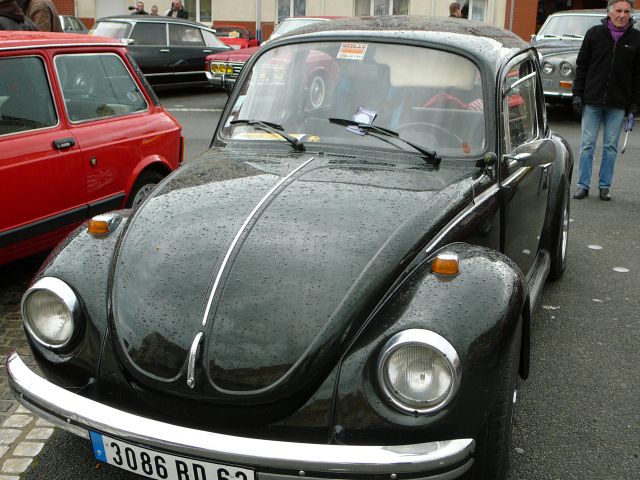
{"left": 328, "top": 118, "right": 440, "bottom": 166}
{"left": 540, "top": 33, "right": 562, "bottom": 38}
{"left": 230, "top": 119, "right": 305, "bottom": 152}
{"left": 562, "top": 33, "right": 583, "bottom": 38}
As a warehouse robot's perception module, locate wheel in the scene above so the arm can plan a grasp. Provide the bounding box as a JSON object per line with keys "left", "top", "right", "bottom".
{"left": 462, "top": 338, "right": 519, "bottom": 480}
{"left": 308, "top": 74, "right": 327, "bottom": 109}
{"left": 126, "top": 171, "right": 165, "bottom": 209}
{"left": 547, "top": 180, "right": 570, "bottom": 280}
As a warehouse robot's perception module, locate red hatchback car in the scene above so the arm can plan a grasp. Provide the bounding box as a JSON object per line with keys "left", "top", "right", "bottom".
{"left": 0, "top": 32, "right": 183, "bottom": 266}
{"left": 213, "top": 25, "right": 260, "bottom": 50}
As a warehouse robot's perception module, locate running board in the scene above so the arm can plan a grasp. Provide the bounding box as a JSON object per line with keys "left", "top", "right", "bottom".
{"left": 526, "top": 249, "right": 550, "bottom": 317}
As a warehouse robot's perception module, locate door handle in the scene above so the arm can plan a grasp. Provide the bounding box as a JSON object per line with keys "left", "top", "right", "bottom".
{"left": 159, "top": 49, "right": 170, "bottom": 53}
{"left": 202, "top": 49, "right": 212, "bottom": 53}
{"left": 52, "top": 137, "right": 76, "bottom": 150}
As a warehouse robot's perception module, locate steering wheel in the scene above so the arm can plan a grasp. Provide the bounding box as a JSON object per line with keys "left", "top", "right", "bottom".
{"left": 397, "top": 122, "right": 466, "bottom": 148}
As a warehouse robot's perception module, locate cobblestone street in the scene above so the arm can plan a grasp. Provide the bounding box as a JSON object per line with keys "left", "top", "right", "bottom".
{"left": 0, "top": 255, "right": 53, "bottom": 479}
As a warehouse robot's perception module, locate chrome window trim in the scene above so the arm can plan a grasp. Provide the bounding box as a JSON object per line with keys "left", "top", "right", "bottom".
{"left": 0, "top": 55, "right": 60, "bottom": 137}
{"left": 7, "top": 351, "right": 474, "bottom": 477}
{"left": 202, "top": 157, "right": 315, "bottom": 327}
{"left": 377, "top": 329, "right": 461, "bottom": 415}
{"left": 0, "top": 43, "right": 123, "bottom": 52}
{"left": 20, "top": 277, "right": 80, "bottom": 349}
{"left": 54, "top": 52, "right": 150, "bottom": 124}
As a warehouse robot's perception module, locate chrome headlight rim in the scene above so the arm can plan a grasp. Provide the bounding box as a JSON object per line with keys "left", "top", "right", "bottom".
{"left": 542, "top": 61, "right": 554, "bottom": 75}
{"left": 21, "top": 277, "right": 81, "bottom": 350}
{"left": 559, "top": 61, "right": 573, "bottom": 77}
{"left": 377, "top": 329, "right": 461, "bottom": 415}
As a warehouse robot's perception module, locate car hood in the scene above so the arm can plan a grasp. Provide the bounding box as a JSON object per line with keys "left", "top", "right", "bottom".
{"left": 534, "top": 40, "right": 581, "bottom": 59}
{"left": 110, "top": 149, "right": 473, "bottom": 402}
{"left": 206, "top": 45, "right": 259, "bottom": 62}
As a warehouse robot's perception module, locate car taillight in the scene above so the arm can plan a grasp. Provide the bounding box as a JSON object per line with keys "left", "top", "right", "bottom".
{"left": 179, "top": 135, "right": 184, "bottom": 164}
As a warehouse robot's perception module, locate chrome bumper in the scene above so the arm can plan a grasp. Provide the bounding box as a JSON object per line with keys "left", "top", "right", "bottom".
{"left": 7, "top": 351, "right": 474, "bottom": 479}
{"left": 205, "top": 72, "right": 235, "bottom": 91}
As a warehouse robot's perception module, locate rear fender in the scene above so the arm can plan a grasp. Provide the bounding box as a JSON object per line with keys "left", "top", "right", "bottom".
{"left": 124, "top": 155, "right": 174, "bottom": 199}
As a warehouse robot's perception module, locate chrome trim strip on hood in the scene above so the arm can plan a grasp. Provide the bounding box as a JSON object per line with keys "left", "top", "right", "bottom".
{"left": 7, "top": 352, "right": 474, "bottom": 476}
{"left": 201, "top": 157, "right": 315, "bottom": 327}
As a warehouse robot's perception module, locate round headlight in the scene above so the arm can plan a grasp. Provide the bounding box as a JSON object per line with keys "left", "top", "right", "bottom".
{"left": 542, "top": 62, "right": 554, "bottom": 75}
{"left": 559, "top": 61, "right": 573, "bottom": 77}
{"left": 21, "top": 277, "right": 80, "bottom": 349}
{"left": 378, "top": 330, "right": 460, "bottom": 414}
{"left": 226, "top": 65, "right": 233, "bottom": 75}
{"left": 210, "top": 64, "right": 219, "bottom": 73}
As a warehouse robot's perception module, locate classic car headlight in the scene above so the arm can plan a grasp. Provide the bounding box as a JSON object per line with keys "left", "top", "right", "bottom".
{"left": 559, "top": 61, "right": 573, "bottom": 77}
{"left": 21, "top": 277, "right": 80, "bottom": 349}
{"left": 378, "top": 329, "right": 460, "bottom": 414}
{"left": 226, "top": 65, "right": 233, "bottom": 75}
{"left": 542, "top": 62, "right": 554, "bottom": 75}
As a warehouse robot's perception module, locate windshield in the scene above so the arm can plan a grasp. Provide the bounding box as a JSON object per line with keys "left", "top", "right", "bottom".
{"left": 537, "top": 15, "right": 602, "bottom": 38}
{"left": 221, "top": 41, "right": 486, "bottom": 157}
{"left": 91, "top": 21, "right": 132, "bottom": 39}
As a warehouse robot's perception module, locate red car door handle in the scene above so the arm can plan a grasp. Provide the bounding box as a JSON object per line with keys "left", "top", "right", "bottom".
{"left": 52, "top": 137, "right": 76, "bottom": 150}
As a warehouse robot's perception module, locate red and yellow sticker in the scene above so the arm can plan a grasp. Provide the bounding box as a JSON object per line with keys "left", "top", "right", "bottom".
{"left": 337, "top": 42, "right": 368, "bottom": 60}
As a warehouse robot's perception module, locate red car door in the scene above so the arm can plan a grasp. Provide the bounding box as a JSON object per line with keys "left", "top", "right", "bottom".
{"left": 0, "top": 54, "right": 87, "bottom": 264}
{"left": 53, "top": 51, "right": 181, "bottom": 209}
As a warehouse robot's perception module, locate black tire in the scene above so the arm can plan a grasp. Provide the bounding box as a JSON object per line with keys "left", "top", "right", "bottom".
{"left": 126, "top": 170, "right": 165, "bottom": 209}
{"left": 548, "top": 181, "right": 570, "bottom": 281}
{"left": 462, "top": 339, "right": 518, "bottom": 480}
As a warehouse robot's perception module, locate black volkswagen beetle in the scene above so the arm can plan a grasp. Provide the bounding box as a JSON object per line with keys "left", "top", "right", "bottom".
{"left": 8, "top": 16, "right": 572, "bottom": 480}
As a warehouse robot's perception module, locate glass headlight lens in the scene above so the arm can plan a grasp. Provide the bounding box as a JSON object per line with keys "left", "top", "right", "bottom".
{"left": 542, "top": 62, "right": 554, "bottom": 75}
{"left": 560, "top": 61, "right": 573, "bottom": 77}
{"left": 210, "top": 64, "right": 219, "bottom": 73}
{"left": 22, "top": 277, "right": 79, "bottom": 349}
{"left": 226, "top": 65, "right": 233, "bottom": 75}
{"left": 378, "top": 330, "right": 460, "bottom": 414}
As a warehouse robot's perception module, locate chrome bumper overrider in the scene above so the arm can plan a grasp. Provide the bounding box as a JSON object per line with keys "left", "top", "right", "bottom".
{"left": 7, "top": 352, "right": 474, "bottom": 479}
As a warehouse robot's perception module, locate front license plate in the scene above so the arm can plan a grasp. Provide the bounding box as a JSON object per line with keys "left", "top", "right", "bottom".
{"left": 90, "top": 431, "right": 255, "bottom": 480}
{"left": 542, "top": 79, "right": 554, "bottom": 87}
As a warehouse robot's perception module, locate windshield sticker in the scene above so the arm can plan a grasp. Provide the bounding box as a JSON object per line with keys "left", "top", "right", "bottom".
{"left": 337, "top": 43, "right": 368, "bottom": 60}
{"left": 347, "top": 106, "right": 377, "bottom": 135}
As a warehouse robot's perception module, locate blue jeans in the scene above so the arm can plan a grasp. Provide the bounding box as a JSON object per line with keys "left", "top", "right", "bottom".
{"left": 577, "top": 104, "right": 625, "bottom": 190}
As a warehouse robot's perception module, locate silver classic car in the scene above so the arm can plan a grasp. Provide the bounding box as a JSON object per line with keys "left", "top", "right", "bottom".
{"left": 532, "top": 9, "right": 640, "bottom": 116}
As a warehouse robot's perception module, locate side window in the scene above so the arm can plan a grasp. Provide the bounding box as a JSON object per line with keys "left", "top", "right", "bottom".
{"left": 55, "top": 53, "right": 148, "bottom": 122}
{"left": 169, "top": 24, "right": 205, "bottom": 46}
{"left": 503, "top": 61, "right": 538, "bottom": 152}
{"left": 131, "top": 23, "right": 167, "bottom": 46}
{"left": 0, "top": 56, "right": 57, "bottom": 136}
{"left": 202, "top": 29, "right": 227, "bottom": 48}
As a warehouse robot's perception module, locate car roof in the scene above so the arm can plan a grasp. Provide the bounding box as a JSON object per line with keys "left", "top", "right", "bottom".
{"left": 97, "top": 15, "right": 213, "bottom": 29}
{"left": 276, "top": 15, "right": 528, "bottom": 59}
{"left": 0, "top": 31, "right": 121, "bottom": 50}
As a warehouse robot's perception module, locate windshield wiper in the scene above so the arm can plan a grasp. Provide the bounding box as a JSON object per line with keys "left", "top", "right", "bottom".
{"left": 540, "top": 34, "right": 562, "bottom": 38}
{"left": 230, "top": 119, "right": 305, "bottom": 152}
{"left": 329, "top": 117, "right": 440, "bottom": 166}
{"left": 562, "top": 33, "right": 583, "bottom": 38}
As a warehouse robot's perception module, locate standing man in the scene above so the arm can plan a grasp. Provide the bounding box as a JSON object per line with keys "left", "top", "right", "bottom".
{"left": 572, "top": 0, "right": 640, "bottom": 201}
{"left": 0, "top": 0, "right": 37, "bottom": 30}
{"left": 449, "top": 2, "right": 462, "bottom": 18}
{"left": 131, "top": 2, "right": 148, "bottom": 14}
{"left": 166, "top": 1, "right": 188, "bottom": 19}
{"left": 16, "top": 0, "right": 61, "bottom": 32}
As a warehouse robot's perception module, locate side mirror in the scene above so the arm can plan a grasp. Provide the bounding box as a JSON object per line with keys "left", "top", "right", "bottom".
{"left": 504, "top": 138, "right": 556, "bottom": 167}
{"left": 119, "top": 38, "right": 135, "bottom": 46}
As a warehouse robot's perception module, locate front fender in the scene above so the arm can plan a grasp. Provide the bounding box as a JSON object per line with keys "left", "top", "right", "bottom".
{"left": 330, "top": 243, "right": 525, "bottom": 445}
{"left": 22, "top": 211, "right": 130, "bottom": 387}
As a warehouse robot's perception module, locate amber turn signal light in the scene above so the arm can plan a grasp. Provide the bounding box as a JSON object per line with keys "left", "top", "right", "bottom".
{"left": 87, "top": 214, "right": 121, "bottom": 236}
{"left": 431, "top": 253, "right": 460, "bottom": 275}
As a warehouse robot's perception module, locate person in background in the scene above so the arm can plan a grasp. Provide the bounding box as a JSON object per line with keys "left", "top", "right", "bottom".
{"left": 166, "top": 0, "right": 187, "bottom": 19}
{"left": 572, "top": 0, "right": 640, "bottom": 201}
{"left": 0, "top": 0, "right": 37, "bottom": 30}
{"left": 150, "top": 5, "right": 158, "bottom": 15}
{"left": 16, "top": 0, "right": 61, "bottom": 31}
{"left": 131, "top": 1, "right": 148, "bottom": 15}
{"left": 449, "top": 2, "right": 462, "bottom": 18}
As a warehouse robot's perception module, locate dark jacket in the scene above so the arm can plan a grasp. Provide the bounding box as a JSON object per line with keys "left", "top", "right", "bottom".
{"left": 166, "top": 8, "right": 187, "bottom": 19}
{"left": 0, "top": 0, "right": 37, "bottom": 30}
{"left": 573, "top": 18, "right": 640, "bottom": 112}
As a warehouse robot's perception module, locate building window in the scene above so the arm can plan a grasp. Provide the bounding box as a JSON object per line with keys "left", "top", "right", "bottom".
{"left": 354, "top": 0, "right": 409, "bottom": 16}
{"left": 181, "top": 0, "right": 212, "bottom": 23}
{"left": 463, "top": 0, "right": 487, "bottom": 22}
{"left": 278, "top": 0, "right": 307, "bottom": 24}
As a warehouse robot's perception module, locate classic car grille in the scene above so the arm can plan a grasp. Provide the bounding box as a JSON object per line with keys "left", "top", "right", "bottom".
{"left": 228, "top": 62, "right": 244, "bottom": 79}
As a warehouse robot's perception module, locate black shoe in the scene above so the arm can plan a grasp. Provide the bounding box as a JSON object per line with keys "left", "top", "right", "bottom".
{"left": 573, "top": 188, "right": 589, "bottom": 199}
{"left": 599, "top": 188, "right": 611, "bottom": 201}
